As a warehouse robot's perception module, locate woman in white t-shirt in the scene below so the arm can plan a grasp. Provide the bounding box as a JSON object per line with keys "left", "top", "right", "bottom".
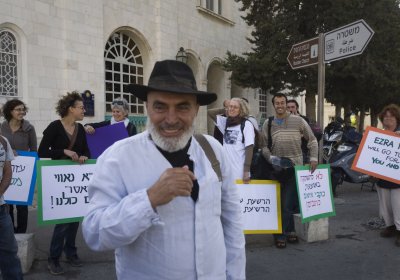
{"left": 208, "top": 98, "right": 255, "bottom": 183}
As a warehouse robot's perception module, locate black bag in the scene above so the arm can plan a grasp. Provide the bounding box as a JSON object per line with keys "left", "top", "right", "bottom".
{"left": 250, "top": 149, "right": 274, "bottom": 179}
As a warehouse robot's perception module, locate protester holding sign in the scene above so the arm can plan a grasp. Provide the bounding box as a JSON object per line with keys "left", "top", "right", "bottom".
{"left": 38, "top": 91, "right": 90, "bottom": 275}
{"left": 208, "top": 98, "right": 255, "bottom": 183}
{"left": 376, "top": 104, "right": 400, "bottom": 247}
{"left": 84, "top": 97, "right": 137, "bottom": 137}
{"left": 261, "top": 93, "right": 318, "bottom": 249}
{"left": 1, "top": 99, "right": 37, "bottom": 234}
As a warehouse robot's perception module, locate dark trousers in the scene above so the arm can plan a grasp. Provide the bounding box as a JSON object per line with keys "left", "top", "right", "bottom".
{"left": 0, "top": 204, "right": 23, "bottom": 279}
{"left": 9, "top": 204, "right": 28, "bottom": 233}
{"left": 274, "top": 170, "right": 299, "bottom": 240}
{"left": 49, "top": 222, "right": 79, "bottom": 260}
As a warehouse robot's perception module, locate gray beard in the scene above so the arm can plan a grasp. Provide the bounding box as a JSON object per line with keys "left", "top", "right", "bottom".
{"left": 146, "top": 120, "right": 194, "bottom": 152}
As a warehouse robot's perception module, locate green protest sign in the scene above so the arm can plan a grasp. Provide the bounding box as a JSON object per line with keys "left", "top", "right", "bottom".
{"left": 37, "top": 159, "right": 96, "bottom": 226}
{"left": 295, "top": 164, "right": 336, "bottom": 223}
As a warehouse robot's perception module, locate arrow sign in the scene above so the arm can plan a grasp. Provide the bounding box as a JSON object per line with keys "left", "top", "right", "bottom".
{"left": 324, "top": 19, "right": 374, "bottom": 62}
{"left": 287, "top": 37, "right": 319, "bottom": 69}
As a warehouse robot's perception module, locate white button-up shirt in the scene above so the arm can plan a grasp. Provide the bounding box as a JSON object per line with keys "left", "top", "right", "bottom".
{"left": 82, "top": 131, "right": 246, "bottom": 279}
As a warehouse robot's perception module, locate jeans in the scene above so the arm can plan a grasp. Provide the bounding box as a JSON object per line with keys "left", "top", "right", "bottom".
{"left": 9, "top": 204, "right": 28, "bottom": 233}
{"left": 0, "top": 204, "right": 23, "bottom": 280}
{"left": 49, "top": 222, "right": 79, "bottom": 260}
{"left": 274, "top": 170, "right": 299, "bottom": 240}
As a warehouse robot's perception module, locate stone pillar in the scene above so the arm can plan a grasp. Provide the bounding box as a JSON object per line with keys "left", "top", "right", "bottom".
{"left": 294, "top": 214, "right": 329, "bottom": 242}
{"left": 15, "top": 233, "right": 35, "bottom": 274}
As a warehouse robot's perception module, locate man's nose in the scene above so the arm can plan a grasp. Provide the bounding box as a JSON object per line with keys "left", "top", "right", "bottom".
{"left": 165, "top": 108, "right": 178, "bottom": 123}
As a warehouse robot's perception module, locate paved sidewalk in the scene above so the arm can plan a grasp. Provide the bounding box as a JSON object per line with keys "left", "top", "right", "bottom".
{"left": 21, "top": 182, "right": 399, "bottom": 280}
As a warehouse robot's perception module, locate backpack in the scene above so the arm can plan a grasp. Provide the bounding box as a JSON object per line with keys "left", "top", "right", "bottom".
{"left": 0, "top": 136, "right": 8, "bottom": 152}
{"left": 238, "top": 118, "right": 274, "bottom": 180}
{"left": 240, "top": 118, "right": 262, "bottom": 148}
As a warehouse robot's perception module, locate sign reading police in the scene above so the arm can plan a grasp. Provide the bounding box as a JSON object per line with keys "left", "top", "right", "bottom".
{"left": 324, "top": 19, "right": 374, "bottom": 62}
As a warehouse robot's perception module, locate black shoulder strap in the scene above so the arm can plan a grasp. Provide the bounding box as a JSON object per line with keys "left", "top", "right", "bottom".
{"left": 194, "top": 134, "right": 222, "bottom": 182}
{"left": 267, "top": 116, "right": 274, "bottom": 150}
{"left": 0, "top": 136, "right": 8, "bottom": 152}
{"left": 240, "top": 119, "right": 247, "bottom": 143}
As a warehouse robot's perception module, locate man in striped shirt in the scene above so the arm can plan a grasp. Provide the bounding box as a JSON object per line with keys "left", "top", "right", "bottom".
{"left": 262, "top": 93, "right": 318, "bottom": 249}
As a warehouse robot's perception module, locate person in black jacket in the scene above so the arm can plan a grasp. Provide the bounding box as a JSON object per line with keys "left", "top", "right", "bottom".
{"left": 38, "top": 91, "right": 90, "bottom": 275}
{"left": 84, "top": 98, "right": 137, "bottom": 137}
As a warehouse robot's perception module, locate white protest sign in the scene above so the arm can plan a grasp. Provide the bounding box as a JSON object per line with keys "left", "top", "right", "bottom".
{"left": 352, "top": 126, "right": 400, "bottom": 184}
{"left": 4, "top": 151, "right": 38, "bottom": 205}
{"left": 295, "top": 165, "right": 335, "bottom": 222}
{"left": 37, "top": 160, "right": 96, "bottom": 225}
{"left": 236, "top": 180, "right": 281, "bottom": 234}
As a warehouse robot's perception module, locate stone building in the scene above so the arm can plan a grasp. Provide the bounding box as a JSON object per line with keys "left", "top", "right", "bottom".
{"left": 0, "top": 0, "right": 265, "bottom": 139}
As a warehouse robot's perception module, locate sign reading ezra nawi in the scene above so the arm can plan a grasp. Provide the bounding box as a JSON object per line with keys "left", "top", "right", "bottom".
{"left": 324, "top": 19, "right": 374, "bottom": 62}
{"left": 351, "top": 126, "right": 400, "bottom": 185}
{"left": 287, "top": 37, "right": 319, "bottom": 69}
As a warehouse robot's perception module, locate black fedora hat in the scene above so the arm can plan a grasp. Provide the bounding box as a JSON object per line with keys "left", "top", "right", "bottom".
{"left": 125, "top": 60, "right": 217, "bottom": 106}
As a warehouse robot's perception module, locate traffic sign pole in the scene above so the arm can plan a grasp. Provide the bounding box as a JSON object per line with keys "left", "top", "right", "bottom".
{"left": 317, "top": 33, "right": 325, "bottom": 163}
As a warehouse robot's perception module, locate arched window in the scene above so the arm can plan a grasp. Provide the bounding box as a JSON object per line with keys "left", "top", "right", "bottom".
{"left": 104, "top": 32, "right": 144, "bottom": 115}
{"left": 0, "top": 30, "right": 18, "bottom": 97}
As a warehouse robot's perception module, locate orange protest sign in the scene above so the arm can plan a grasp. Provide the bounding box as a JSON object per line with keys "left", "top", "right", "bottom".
{"left": 351, "top": 126, "right": 400, "bottom": 184}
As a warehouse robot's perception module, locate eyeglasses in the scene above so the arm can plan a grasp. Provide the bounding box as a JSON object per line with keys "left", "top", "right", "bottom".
{"left": 112, "top": 100, "right": 125, "bottom": 106}
{"left": 13, "top": 108, "right": 26, "bottom": 112}
{"left": 73, "top": 106, "right": 85, "bottom": 110}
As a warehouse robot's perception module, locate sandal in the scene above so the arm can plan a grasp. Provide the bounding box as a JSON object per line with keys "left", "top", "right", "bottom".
{"left": 287, "top": 233, "right": 299, "bottom": 244}
{"left": 275, "top": 239, "right": 286, "bottom": 249}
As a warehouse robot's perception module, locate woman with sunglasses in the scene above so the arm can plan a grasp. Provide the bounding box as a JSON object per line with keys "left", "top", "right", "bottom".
{"left": 84, "top": 98, "right": 137, "bottom": 136}
{"left": 38, "top": 91, "right": 90, "bottom": 275}
{"left": 1, "top": 99, "right": 37, "bottom": 234}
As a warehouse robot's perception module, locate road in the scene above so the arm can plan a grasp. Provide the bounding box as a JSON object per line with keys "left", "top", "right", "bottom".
{"left": 22, "top": 182, "right": 399, "bottom": 280}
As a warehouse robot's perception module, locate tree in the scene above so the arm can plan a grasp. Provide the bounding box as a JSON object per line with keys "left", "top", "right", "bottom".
{"left": 224, "top": 0, "right": 400, "bottom": 126}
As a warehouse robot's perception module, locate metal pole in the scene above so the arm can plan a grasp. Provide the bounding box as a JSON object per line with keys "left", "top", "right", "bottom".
{"left": 317, "top": 33, "right": 325, "bottom": 163}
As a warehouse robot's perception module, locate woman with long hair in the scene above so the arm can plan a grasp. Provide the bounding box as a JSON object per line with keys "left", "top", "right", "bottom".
{"left": 1, "top": 99, "right": 37, "bottom": 233}
{"left": 208, "top": 97, "right": 255, "bottom": 183}
{"left": 38, "top": 91, "right": 90, "bottom": 275}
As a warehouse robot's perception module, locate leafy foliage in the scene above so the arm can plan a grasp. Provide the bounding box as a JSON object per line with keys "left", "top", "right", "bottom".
{"left": 224, "top": 0, "right": 400, "bottom": 120}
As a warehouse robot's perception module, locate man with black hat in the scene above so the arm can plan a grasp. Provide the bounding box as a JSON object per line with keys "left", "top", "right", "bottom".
{"left": 82, "top": 60, "right": 246, "bottom": 279}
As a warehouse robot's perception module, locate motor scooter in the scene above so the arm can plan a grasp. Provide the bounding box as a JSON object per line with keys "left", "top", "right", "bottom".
{"left": 323, "top": 117, "right": 344, "bottom": 162}
{"left": 325, "top": 125, "right": 369, "bottom": 195}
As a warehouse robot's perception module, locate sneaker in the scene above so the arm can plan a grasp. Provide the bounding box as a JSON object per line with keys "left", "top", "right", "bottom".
{"left": 48, "top": 258, "right": 64, "bottom": 275}
{"left": 66, "top": 255, "right": 83, "bottom": 267}
{"left": 380, "top": 225, "right": 397, "bottom": 238}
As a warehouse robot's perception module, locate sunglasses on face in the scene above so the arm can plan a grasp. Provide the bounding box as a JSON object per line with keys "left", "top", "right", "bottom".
{"left": 112, "top": 100, "right": 125, "bottom": 106}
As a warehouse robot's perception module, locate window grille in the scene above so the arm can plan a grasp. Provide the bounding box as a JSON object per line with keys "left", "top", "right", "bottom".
{"left": 259, "top": 89, "right": 268, "bottom": 126}
{"left": 0, "top": 30, "right": 18, "bottom": 97}
{"left": 104, "top": 32, "right": 144, "bottom": 115}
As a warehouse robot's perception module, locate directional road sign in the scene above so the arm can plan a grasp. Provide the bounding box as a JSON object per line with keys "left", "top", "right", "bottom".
{"left": 324, "top": 19, "right": 374, "bottom": 62}
{"left": 287, "top": 37, "right": 319, "bottom": 69}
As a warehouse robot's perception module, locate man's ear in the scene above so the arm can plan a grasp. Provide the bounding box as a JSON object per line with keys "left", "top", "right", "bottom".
{"left": 195, "top": 104, "right": 200, "bottom": 116}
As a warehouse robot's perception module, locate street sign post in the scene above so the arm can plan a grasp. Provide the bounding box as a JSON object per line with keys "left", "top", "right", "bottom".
{"left": 286, "top": 20, "right": 374, "bottom": 163}
{"left": 324, "top": 19, "right": 374, "bottom": 62}
{"left": 287, "top": 37, "right": 319, "bottom": 69}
